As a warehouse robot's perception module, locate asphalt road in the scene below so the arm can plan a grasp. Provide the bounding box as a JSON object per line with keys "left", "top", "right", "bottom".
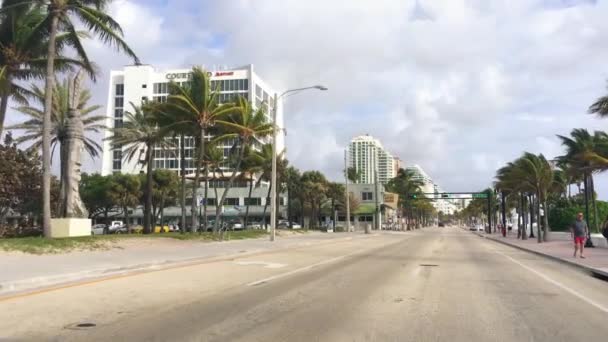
{"left": 2, "top": 227, "right": 608, "bottom": 341}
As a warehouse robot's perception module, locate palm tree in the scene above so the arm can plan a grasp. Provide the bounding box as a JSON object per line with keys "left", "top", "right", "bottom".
{"left": 386, "top": 168, "right": 424, "bottom": 229}
{"left": 154, "top": 67, "right": 233, "bottom": 232}
{"left": 556, "top": 129, "right": 608, "bottom": 233}
{"left": 284, "top": 166, "right": 302, "bottom": 227}
{"left": 105, "top": 103, "right": 171, "bottom": 234}
{"left": 512, "top": 153, "right": 554, "bottom": 242}
{"left": 7, "top": 74, "right": 105, "bottom": 197}
{"left": 240, "top": 146, "right": 263, "bottom": 228}
{"left": 202, "top": 142, "right": 224, "bottom": 231}
{"left": 0, "top": 1, "right": 93, "bottom": 136}
{"left": 211, "top": 96, "right": 274, "bottom": 232}
{"left": 8, "top": 0, "right": 140, "bottom": 237}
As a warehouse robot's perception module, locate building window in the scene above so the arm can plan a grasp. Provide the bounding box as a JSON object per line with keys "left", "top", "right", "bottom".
{"left": 244, "top": 198, "right": 261, "bottom": 206}
{"left": 224, "top": 198, "right": 240, "bottom": 206}
{"left": 142, "top": 84, "right": 147, "bottom": 88}
{"left": 152, "top": 96, "right": 167, "bottom": 103}
{"left": 362, "top": 192, "right": 373, "bottom": 201}
{"left": 113, "top": 161, "right": 121, "bottom": 170}
{"left": 114, "top": 119, "right": 123, "bottom": 128}
{"left": 141, "top": 96, "right": 148, "bottom": 104}
{"left": 115, "top": 84, "right": 124, "bottom": 96}
{"left": 114, "top": 108, "right": 123, "bottom": 118}
{"left": 255, "top": 84, "right": 262, "bottom": 98}
{"left": 114, "top": 97, "right": 124, "bottom": 108}
{"left": 153, "top": 83, "right": 168, "bottom": 94}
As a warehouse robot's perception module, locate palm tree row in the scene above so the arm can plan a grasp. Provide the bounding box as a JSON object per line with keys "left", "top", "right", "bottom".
{"left": 0, "top": 0, "right": 139, "bottom": 237}
{"left": 487, "top": 81, "right": 608, "bottom": 242}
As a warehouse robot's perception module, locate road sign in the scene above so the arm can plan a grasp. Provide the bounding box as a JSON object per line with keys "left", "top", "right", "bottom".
{"left": 440, "top": 193, "right": 450, "bottom": 198}
{"left": 472, "top": 193, "right": 488, "bottom": 199}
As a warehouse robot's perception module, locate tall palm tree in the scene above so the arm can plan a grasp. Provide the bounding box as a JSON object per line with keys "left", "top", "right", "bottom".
{"left": 211, "top": 96, "right": 274, "bottom": 232}
{"left": 240, "top": 146, "right": 263, "bottom": 228}
{"left": 512, "top": 153, "right": 554, "bottom": 242}
{"left": 154, "top": 67, "right": 233, "bottom": 232}
{"left": 7, "top": 74, "right": 105, "bottom": 195}
{"left": 556, "top": 129, "right": 608, "bottom": 233}
{"left": 27, "top": 0, "right": 139, "bottom": 237}
{"left": 105, "top": 102, "right": 171, "bottom": 234}
{"left": 202, "top": 142, "right": 224, "bottom": 231}
{"left": 0, "top": 1, "right": 93, "bottom": 136}
{"left": 386, "top": 168, "right": 424, "bottom": 229}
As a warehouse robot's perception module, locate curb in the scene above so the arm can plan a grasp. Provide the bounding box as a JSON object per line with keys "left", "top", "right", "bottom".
{"left": 0, "top": 233, "right": 370, "bottom": 299}
{"left": 477, "top": 233, "right": 608, "bottom": 279}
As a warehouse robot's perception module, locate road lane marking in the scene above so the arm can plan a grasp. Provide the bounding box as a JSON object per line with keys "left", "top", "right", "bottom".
{"left": 246, "top": 246, "right": 379, "bottom": 286}
{"left": 495, "top": 249, "right": 608, "bottom": 314}
{"left": 234, "top": 261, "right": 287, "bottom": 269}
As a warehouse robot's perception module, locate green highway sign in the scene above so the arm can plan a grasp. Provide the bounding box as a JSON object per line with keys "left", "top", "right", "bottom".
{"left": 472, "top": 193, "right": 489, "bottom": 199}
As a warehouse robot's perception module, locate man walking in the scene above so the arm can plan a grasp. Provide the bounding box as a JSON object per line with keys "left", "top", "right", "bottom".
{"left": 571, "top": 212, "right": 588, "bottom": 259}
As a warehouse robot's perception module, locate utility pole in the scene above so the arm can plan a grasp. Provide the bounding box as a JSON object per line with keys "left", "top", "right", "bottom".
{"left": 374, "top": 169, "right": 380, "bottom": 231}
{"left": 501, "top": 191, "right": 506, "bottom": 237}
{"left": 344, "top": 150, "right": 351, "bottom": 232}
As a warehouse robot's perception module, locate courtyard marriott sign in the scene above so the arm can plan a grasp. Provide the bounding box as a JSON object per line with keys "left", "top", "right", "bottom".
{"left": 165, "top": 71, "right": 235, "bottom": 80}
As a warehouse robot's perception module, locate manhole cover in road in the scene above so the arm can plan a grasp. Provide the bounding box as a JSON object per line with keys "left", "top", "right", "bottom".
{"left": 419, "top": 264, "right": 439, "bottom": 267}
{"left": 64, "top": 322, "right": 97, "bottom": 330}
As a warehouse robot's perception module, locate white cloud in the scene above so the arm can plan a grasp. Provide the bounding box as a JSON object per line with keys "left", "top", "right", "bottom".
{"left": 10, "top": 0, "right": 608, "bottom": 195}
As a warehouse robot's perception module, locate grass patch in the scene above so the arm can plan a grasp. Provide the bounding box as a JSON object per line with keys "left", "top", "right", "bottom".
{"left": 0, "top": 230, "right": 269, "bottom": 254}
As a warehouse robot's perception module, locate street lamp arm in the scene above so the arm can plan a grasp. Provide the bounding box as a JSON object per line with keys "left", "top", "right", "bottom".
{"left": 280, "top": 85, "right": 327, "bottom": 98}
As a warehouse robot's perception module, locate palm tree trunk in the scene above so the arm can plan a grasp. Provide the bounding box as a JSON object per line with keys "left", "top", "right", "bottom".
{"left": 180, "top": 134, "right": 186, "bottom": 233}
{"left": 41, "top": 14, "right": 60, "bottom": 237}
{"left": 58, "top": 141, "right": 68, "bottom": 217}
{"left": 143, "top": 144, "right": 154, "bottom": 234}
{"left": 124, "top": 205, "right": 130, "bottom": 233}
{"left": 244, "top": 177, "right": 253, "bottom": 228}
{"left": 203, "top": 167, "right": 209, "bottom": 232}
{"left": 300, "top": 199, "right": 305, "bottom": 228}
{"left": 0, "top": 92, "right": 9, "bottom": 137}
{"left": 214, "top": 143, "right": 247, "bottom": 232}
{"left": 536, "top": 193, "right": 542, "bottom": 243}
{"left": 262, "top": 183, "right": 272, "bottom": 230}
{"left": 192, "top": 131, "right": 205, "bottom": 232}
{"left": 160, "top": 195, "right": 165, "bottom": 232}
{"left": 543, "top": 198, "right": 550, "bottom": 242}
{"left": 590, "top": 174, "right": 599, "bottom": 234}
{"left": 528, "top": 194, "right": 535, "bottom": 239}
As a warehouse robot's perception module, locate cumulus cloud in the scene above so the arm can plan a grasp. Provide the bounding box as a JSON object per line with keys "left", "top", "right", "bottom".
{"left": 8, "top": 0, "right": 608, "bottom": 197}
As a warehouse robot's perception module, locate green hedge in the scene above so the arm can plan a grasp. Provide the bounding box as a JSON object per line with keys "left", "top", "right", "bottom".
{"left": 548, "top": 198, "right": 607, "bottom": 232}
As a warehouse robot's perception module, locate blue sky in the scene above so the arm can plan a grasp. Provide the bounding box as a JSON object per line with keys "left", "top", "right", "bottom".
{"left": 6, "top": 0, "right": 608, "bottom": 198}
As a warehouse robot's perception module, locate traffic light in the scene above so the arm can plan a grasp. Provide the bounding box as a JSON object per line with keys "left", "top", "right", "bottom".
{"left": 409, "top": 194, "right": 418, "bottom": 199}
{"left": 441, "top": 193, "right": 449, "bottom": 198}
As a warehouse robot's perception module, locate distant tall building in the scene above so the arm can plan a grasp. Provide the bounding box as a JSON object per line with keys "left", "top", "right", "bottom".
{"left": 393, "top": 157, "right": 402, "bottom": 175}
{"left": 348, "top": 135, "right": 396, "bottom": 184}
{"left": 406, "top": 164, "right": 457, "bottom": 214}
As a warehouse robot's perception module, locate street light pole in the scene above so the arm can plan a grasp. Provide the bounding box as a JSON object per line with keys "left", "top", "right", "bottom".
{"left": 270, "top": 85, "right": 327, "bottom": 242}
{"left": 344, "top": 149, "right": 351, "bottom": 232}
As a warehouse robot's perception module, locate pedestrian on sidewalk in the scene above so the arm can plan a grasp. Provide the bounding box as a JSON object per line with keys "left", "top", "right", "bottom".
{"left": 571, "top": 212, "right": 588, "bottom": 259}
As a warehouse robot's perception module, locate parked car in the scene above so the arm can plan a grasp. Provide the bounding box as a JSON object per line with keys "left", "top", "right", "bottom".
{"left": 438, "top": 222, "right": 445, "bottom": 227}
{"left": 278, "top": 221, "right": 302, "bottom": 229}
{"left": 246, "top": 221, "right": 263, "bottom": 230}
{"left": 226, "top": 220, "right": 243, "bottom": 230}
{"left": 91, "top": 224, "right": 107, "bottom": 235}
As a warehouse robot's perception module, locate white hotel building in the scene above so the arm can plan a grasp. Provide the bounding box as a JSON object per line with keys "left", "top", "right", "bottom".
{"left": 100, "top": 64, "right": 287, "bottom": 224}
{"left": 348, "top": 134, "right": 398, "bottom": 185}
{"left": 101, "top": 64, "right": 284, "bottom": 176}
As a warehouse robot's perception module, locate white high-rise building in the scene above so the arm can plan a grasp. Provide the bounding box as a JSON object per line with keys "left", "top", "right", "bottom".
{"left": 405, "top": 164, "right": 435, "bottom": 194}
{"left": 348, "top": 135, "right": 396, "bottom": 184}
{"left": 101, "top": 64, "right": 283, "bottom": 176}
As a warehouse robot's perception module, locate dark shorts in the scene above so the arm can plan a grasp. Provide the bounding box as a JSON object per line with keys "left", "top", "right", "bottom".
{"left": 574, "top": 236, "right": 585, "bottom": 244}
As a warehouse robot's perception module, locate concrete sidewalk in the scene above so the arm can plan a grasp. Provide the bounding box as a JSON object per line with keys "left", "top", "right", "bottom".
{"left": 478, "top": 231, "right": 608, "bottom": 278}
{"left": 0, "top": 231, "right": 372, "bottom": 297}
